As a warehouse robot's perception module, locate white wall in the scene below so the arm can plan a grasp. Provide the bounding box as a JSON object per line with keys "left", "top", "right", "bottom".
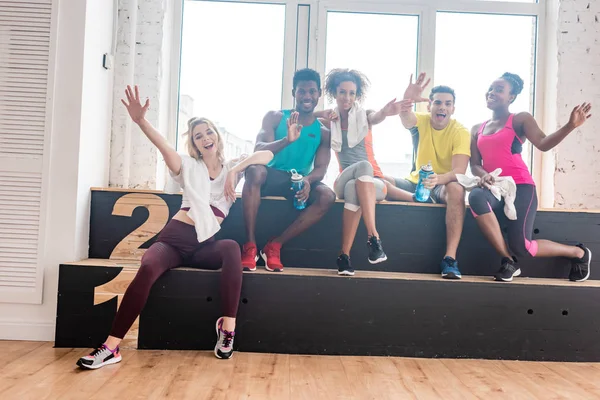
{"left": 109, "top": 0, "right": 173, "bottom": 189}
{"left": 0, "top": 0, "right": 114, "bottom": 341}
{"left": 554, "top": 0, "right": 600, "bottom": 208}
{"left": 75, "top": 0, "right": 115, "bottom": 258}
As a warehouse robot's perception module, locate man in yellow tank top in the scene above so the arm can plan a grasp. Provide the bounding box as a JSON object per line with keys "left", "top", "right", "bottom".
{"left": 385, "top": 73, "right": 471, "bottom": 280}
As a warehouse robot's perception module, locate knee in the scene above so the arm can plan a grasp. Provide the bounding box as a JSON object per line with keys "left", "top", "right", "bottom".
{"left": 355, "top": 160, "right": 374, "bottom": 180}
{"left": 468, "top": 189, "right": 490, "bottom": 217}
{"left": 216, "top": 239, "right": 243, "bottom": 268}
{"left": 509, "top": 237, "right": 537, "bottom": 259}
{"left": 382, "top": 175, "right": 396, "bottom": 186}
{"left": 468, "top": 187, "right": 486, "bottom": 202}
{"left": 510, "top": 242, "right": 531, "bottom": 259}
{"left": 217, "top": 239, "right": 241, "bottom": 258}
{"left": 445, "top": 182, "right": 464, "bottom": 200}
{"left": 314, "top": 186, "right": 336, "bottom": 209}
{"left": 344, "top": 179, "right": 357, "bottom": 196}
{"left": 244, "top": 165, "right": 267, "bottom": 186}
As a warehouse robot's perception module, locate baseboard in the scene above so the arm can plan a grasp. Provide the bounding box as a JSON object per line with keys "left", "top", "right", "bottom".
{"left": 0, "top": 320, "right": 55, "bottom": 341}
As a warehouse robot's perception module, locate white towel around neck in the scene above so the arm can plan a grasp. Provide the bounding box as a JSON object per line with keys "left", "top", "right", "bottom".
{"left": 164, "top": 154, "right": 221, "bottom": 242}
{"left": 330, "top": 106, "right": 369, "bottom": 153}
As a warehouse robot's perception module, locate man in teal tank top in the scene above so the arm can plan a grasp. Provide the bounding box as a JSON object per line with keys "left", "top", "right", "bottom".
{"left": 267, "top": 109, "right": 322, "bottom": 176}
{"left": 241, "top": 68, "right": 335, "bottom": 272}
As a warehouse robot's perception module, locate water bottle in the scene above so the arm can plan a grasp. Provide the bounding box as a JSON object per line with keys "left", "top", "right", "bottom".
{"left": 414, "top": 161, "right": 434, "bottom": 203}
{"left": 290, "top": 169, "right": 306, "bottom": 210}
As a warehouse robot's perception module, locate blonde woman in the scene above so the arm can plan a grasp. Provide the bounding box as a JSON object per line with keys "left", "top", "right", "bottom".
{"left": 77, "top": 86, "right": 273, "bottom": 369}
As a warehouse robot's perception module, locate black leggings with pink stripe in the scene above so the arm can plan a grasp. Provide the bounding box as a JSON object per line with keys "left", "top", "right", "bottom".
{"left": 110, "top": 219, "right": 243, "bottom": 339}
{"left": 468, "top": 184, "right": 538, "bottom": 258}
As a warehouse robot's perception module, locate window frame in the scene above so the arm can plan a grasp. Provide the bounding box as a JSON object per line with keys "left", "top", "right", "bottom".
{"left": 170, "top": 0, "right": 550, "bottom": 200}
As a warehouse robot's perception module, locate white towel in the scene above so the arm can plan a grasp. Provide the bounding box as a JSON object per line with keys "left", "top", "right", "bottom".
{"left": 330, "top": 106, "right": 369, "bottom": 153}
{"left": 164, "top": 155, "right": 221, "bottom": 242}
{"left": 456, "top": 168, "right": 518, "bottom": 220}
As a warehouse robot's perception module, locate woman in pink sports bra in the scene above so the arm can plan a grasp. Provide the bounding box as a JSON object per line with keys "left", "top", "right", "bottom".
{"left": 469, "top": 72, "right": 593, "bottom": 283}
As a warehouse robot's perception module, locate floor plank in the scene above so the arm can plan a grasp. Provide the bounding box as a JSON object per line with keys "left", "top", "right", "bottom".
{"left": 500, "top": 360, "right": 593, "bottom": 400}
{"left": 3, "top": 341, "right": 600, "bottom": 399}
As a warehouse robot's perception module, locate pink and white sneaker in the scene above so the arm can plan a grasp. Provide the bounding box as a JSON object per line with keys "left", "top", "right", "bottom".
{"left": 76, "top": 344, "right": 122, "bottom": 369}
{"left": 214, "top": 317, "right": 235, "bottom": 359}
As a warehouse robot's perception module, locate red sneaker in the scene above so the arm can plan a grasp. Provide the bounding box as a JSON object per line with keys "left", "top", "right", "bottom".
{"left": 241, "top": 242, "right": 258, "bottom": 272}
{"left": 261, "top": 241, "right": 284, "bottom": 272}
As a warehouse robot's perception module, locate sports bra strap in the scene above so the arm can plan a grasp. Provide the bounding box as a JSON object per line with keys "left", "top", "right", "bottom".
{"left": 477, "top": 120, "right": 489, "bottom": 137}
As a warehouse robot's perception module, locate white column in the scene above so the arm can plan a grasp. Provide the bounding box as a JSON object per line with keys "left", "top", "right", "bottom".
{"left": 109, "top": 0, "right": 174, "bottom": 189}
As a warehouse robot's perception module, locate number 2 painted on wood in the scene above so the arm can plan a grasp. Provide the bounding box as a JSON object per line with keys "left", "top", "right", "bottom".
{"left": 109, "top": 193, "right": 169, "bottom": 260}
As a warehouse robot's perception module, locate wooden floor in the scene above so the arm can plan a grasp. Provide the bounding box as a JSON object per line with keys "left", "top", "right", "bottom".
{"left": 2, "top": 341, "right": 600, "bottom": 399}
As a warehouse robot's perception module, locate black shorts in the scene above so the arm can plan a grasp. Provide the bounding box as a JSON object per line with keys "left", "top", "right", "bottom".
{"left": 252, "top": 166, "right": 327, "bottom": 205}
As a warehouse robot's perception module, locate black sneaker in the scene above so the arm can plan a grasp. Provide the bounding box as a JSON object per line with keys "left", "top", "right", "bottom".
{"left": 495, "top": 257, "right": 521, "bottom": 282}
{"left": 76, "top": 344, "right": 122, "bottom": 370}
{"left": 337, "top": 254, "right": 355, "bottom": 276}
{"left": 214, "top": 317, "right": 235, "bottom": 359}
{"left": 569, "top": 244, "right": 592, "bottom": 282}
{"left": 367, "top": 236, "right": 387, "bottom": 264}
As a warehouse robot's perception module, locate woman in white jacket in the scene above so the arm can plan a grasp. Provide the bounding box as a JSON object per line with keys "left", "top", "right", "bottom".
{"left": 77, "top": 85, "right": 273, "bottom": 369}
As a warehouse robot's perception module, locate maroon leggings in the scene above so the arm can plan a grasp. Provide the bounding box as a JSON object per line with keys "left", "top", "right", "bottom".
{"left": 110, "top": 219, "right": 243, "bottom": 339}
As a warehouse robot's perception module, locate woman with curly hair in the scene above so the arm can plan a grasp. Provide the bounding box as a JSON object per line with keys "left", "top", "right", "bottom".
{"left": 469, "top": 72, "right": 593, "bottom": 282}
{"left": 317, "top": 68, "right": 411, "bottom": 275}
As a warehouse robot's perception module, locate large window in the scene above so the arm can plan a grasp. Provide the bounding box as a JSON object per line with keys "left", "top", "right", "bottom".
{"left": 322, "top": 11, "right": 419, "bottom": 186}
{"left": 175, "top": 0, "right": 544, "bottom": 189}
{"left": 177, "top": 1, "right": 286, "bottom": 156}
{"left": 435, "top": 12, "right": 537, "bottom": 168}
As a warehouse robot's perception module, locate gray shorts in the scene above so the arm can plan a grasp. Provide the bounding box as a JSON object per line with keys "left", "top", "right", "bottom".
{"left": 393, "top": 177, "right": 445, "bottom": 204}
{"left": 334, "top": 160, "right": 386, "bottom": 211}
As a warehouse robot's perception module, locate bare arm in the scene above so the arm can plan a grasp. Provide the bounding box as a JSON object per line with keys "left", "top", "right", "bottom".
{"left": 368, "top": 99, "right": 414, "bottom": 126}
{"left": 313, "top": 110, "right": 332, "bottom": 119}
{"left": 224, "top": 150, "right": 274, "bottom": 202}
{"left": 469, "top": 124, "right": 488, "bottom": 179}
{"left": 293, "top": 126, "right": 331, "bottom": 203}
{"left": 514, "top": 103, "right": 592, "bottom": 152}
{"left": 253, "top": 111, "right": 290, "bottom": 153}
{"left": 314, "top": 109, "right": 334, "bottom": 129}
{"left": 399, "top": 109, "right": 418, "bottom": 129}
{"left": 306, "top": 127, "right": 331, "bottom": 184}
{"left": 138, "top": 120, "right": 182, "bottom": 174}
{"left": 229, "top": 150, "right": 274, "bottom": 175}
{"left": 122, "top": 85, "right": 181, "bottom": 174}
{"left": 436, "top": 154, "right": 470, "bottom": 186}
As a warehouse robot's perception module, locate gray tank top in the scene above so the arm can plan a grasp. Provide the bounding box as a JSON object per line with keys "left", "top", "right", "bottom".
{"left": 338, "top": 130, "right": 369, "bottom": 170}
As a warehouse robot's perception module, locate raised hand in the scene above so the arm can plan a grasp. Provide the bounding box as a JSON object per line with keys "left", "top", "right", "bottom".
{"left": 381, "top": 98, "right": 415, "bottom": 116}
{"left": 568, "top": 102, "right": 592, "bottom": 129}
{"left": 287, "top": 111, "right": 303, "bottom": 143}
{"left": 121, "top": 85, "right": 149, "bottom": 124}
{"left": 404, "top": 73, "right": 431, "bottom": 103}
